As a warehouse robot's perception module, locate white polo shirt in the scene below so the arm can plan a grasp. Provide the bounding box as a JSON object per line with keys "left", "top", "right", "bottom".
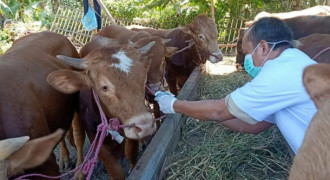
{"left": 230, "top": 48, "right": 317, "bottom": 154}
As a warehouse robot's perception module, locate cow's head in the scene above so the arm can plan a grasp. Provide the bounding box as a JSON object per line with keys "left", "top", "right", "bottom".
{"left": 130, "top": 36, "right": 177, "bottom": 92}
{"left": 181, "top": 14, "right": 223, "bottom": 63}
{"left": 303, "top": 63, "right": 330, "bottom": 109}
{"left": 80, "top": 35, "right": 120, "bottom": 58}
{"left": 0, "top": 129, "right": 64, "bottom": 179}
{"left": 47, "top": 42, "right": 157, "bottom": 139}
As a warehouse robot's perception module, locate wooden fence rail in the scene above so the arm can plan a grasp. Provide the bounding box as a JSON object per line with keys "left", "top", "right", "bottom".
{"left": 51, "top": 2, "right": 246, "bottom": 55}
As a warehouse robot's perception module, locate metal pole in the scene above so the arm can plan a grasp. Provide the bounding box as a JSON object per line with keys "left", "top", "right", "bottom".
{"left": 95, "top": 0, "right": 117, "bottom": 25}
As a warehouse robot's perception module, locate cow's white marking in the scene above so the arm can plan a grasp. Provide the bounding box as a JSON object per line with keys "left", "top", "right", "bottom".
{"left": 111, "top": 50, "right": 133, "bottom": 74}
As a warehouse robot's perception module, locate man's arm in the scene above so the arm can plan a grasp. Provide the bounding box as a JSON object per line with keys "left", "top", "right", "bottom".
{"left": 173, "top": 98, "right": 274, "bottom": 134}
{"left": 221, "top": 118, "right": 274, "bottom": 135}
{"left": 173, "top": 98, "right": 235, "bottom": 122}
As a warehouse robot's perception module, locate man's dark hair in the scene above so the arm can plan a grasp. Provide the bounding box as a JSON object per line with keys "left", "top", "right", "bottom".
{"left": 247, "top": 17, "right": 294, "bottom": 50}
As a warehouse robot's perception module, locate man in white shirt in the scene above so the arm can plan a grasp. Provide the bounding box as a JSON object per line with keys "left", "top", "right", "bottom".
{"left": 155, "top": 17, "right": 317, "bottom": 154}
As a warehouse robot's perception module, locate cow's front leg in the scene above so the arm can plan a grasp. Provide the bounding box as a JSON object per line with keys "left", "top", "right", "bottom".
{"left": 59, "top": 140, "right": 70, "bottom": 172}
{"left": 150, "top": 98, "right": 162, "bottom": 129}
{"left": 99, "top": 145, "right": 125, "bottom": 180}
{"left": 72, "top": 112, "right": 85, "bottom": 180}
{"left": 166, "top": 71, "right": 178, "bottom": 95}
{"left": 125, "top": 139, "right": 139, "bottom": 172}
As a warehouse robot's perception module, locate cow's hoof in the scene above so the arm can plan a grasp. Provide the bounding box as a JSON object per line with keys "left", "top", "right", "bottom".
{"left": 74, "top": 172, "right": 85, "bottom": 180}
{"left": 59, "top": 158, "right": 71, "bottom": 172}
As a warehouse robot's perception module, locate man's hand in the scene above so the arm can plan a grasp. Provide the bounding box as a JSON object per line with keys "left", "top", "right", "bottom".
{"left": 154, "top": 91, "right": 177, "bottom": 114}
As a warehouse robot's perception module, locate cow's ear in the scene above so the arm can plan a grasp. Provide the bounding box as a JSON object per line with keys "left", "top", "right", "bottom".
{"left": 165, "top": 46, "right": 178, "bottom": 58}
{"left": 6, "top": 129, "right": 64, "bottom": 177}
{"left": 303, "top": 64, "right": 330, "bottom": 108}
{"left": 181, "top": 26, "right": 192, "bottom": 35}
{"left": 47, "top": 69, "right": 89, "bottom": 94}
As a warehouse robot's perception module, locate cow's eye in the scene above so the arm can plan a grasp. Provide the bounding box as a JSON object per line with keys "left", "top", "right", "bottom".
{"left": 102, "top": 86, "right": 108, "bottom": 91}
{"left": 198, "top": 34, "right": 205, "bottom": 40}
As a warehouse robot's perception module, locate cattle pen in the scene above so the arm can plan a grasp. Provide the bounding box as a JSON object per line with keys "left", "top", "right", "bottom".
{"left": 48, "top": 1, "right": 294, "bottom": 179}
{"left": 50, "top": 2, "right": 207, "bottom": 179}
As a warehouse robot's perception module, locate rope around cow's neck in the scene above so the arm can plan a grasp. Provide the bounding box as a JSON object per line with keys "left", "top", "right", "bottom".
{"left": 313, "top": 47, "right": 330, "bottom": 60}
{"left": 14, "top": 90, "right": 165, "bottom": 180}
{"left": 173, "top": 39, "right": 196, "bottom": 55}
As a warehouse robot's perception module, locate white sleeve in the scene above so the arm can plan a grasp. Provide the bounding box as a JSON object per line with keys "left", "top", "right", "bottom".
{"left": 230, "top": 67, "right": 306, "bottom": 122}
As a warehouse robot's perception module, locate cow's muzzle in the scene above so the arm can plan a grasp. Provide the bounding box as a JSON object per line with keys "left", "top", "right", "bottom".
{"left": 124, "top": 113, "right": 156, "bottom": 139}
{"left": 209, "top": 52, "right": 223, "bottom": 63}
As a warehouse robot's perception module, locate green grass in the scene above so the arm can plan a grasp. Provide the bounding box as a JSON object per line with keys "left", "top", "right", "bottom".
{"left": 164, "top": 66, "right": 293, "bottom": 180}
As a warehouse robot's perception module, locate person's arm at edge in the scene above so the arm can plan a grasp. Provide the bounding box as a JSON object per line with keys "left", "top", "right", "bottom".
{"left": 173, "top": 98, "right": 274, "bottom": 134}
{"left": 221, "top": 118, "right": 274, "bottom": 135}
{"left": 173, "top": 98, "right": 234, "bottom": 122}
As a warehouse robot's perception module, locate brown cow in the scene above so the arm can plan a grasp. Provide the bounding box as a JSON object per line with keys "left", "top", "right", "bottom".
{"left": 0, "top": 129, "right": 64, "bottom": 179}
{"left": 96, "top": 25, "right": 151, "bottom": 44}
{"left": 77, "top": 30, "right": 177, "bottom": 175}
{"left": 298, "top": 33, "right": 330, "bottom": 63}
{"left": 289, "top": 63, "right": 330, "bottom": 179}
{"left": 236, "top": 16, "right": 330, "bottom": 70}
{"left": 0, "top": 31, "right": 80, "bottom": 177}
{"left": 133, "top": 14, "right": 223, "bottom": 95}
{"left": 235, "top": 28, "right": 246, "bottom": 71}
{"left": 47, "top": 41, "right": 157, "bottom": 179}
{"left": 245, "top": 5, "right": 330, "bottom": 26}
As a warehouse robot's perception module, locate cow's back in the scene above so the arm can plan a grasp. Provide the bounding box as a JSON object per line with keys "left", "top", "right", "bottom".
{"left": 285, "top": 16, "right": 330, "bottom": 39}
{"left": 131, "top": 28, "right": 170, "bottom": 38}
{"left": 0, "top": 31, "right": 79, "bottom": 140}
{"left": 96, "top": 25, "right": 151, "bottom": 44}
{"left": 298, "top": 33, "right": 330, "bottom": 63}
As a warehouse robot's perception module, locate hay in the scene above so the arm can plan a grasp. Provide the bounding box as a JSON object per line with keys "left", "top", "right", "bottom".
{"left": 164, "top": 58, "right": 293, "bottom": 179}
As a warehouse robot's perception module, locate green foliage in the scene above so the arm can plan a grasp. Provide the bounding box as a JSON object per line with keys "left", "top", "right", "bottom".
{"left": 0, "top": 0, "right": 54, "bottom": 28}
{"left": 0, "top": 27, "right": 13, "bottom": 54}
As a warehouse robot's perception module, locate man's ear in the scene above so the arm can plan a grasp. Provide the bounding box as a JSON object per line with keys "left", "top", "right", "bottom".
{"left": 259, "top": 40, "right": 270, "bottom": 56}
{"left": 47, "top": 69, "right": 89, "bottom": 94}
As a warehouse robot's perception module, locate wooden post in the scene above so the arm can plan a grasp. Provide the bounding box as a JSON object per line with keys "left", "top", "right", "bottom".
{"left": 95, "top": 0, "right": 117, "bottom": 25}
{"left": 211, "top": 0, "right": 215, "bottom": 22}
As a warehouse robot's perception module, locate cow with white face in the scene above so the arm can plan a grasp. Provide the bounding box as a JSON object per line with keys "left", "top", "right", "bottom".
{"left": 48, "top": 42, "right": 156, "bottom": 139}
{"left": 47, "top": 41, "right": 156, "bottom": 179}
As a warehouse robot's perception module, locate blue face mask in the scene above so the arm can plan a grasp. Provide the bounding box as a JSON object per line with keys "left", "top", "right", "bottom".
{"left": 244, "top": 40, "right": 289, "bottom": 78}
{"left": 244, "top": 54, "right": 260, "bottom": 78}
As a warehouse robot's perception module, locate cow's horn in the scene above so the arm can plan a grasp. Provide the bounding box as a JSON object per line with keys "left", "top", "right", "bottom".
{"left": 138, "top": 41, "right": 155, "bottom": 54}
{"left": 128, "top": 40, "right": 137, "bottom": 47}
{"left": 0, "top": 136, "right": 30, "bottom": 160}
{"left": 291, "top": 40, "right": 302, "bottom": 48}
{"left": 163, "top": 39, "right": 172, "bottom": 44}
{"left": 56, "top": 55, "right": 87, "bottom": 69}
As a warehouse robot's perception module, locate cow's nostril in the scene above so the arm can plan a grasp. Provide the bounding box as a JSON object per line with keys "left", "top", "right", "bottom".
{"left": 135, "top": 127, "right": 142, "bottom": 133}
